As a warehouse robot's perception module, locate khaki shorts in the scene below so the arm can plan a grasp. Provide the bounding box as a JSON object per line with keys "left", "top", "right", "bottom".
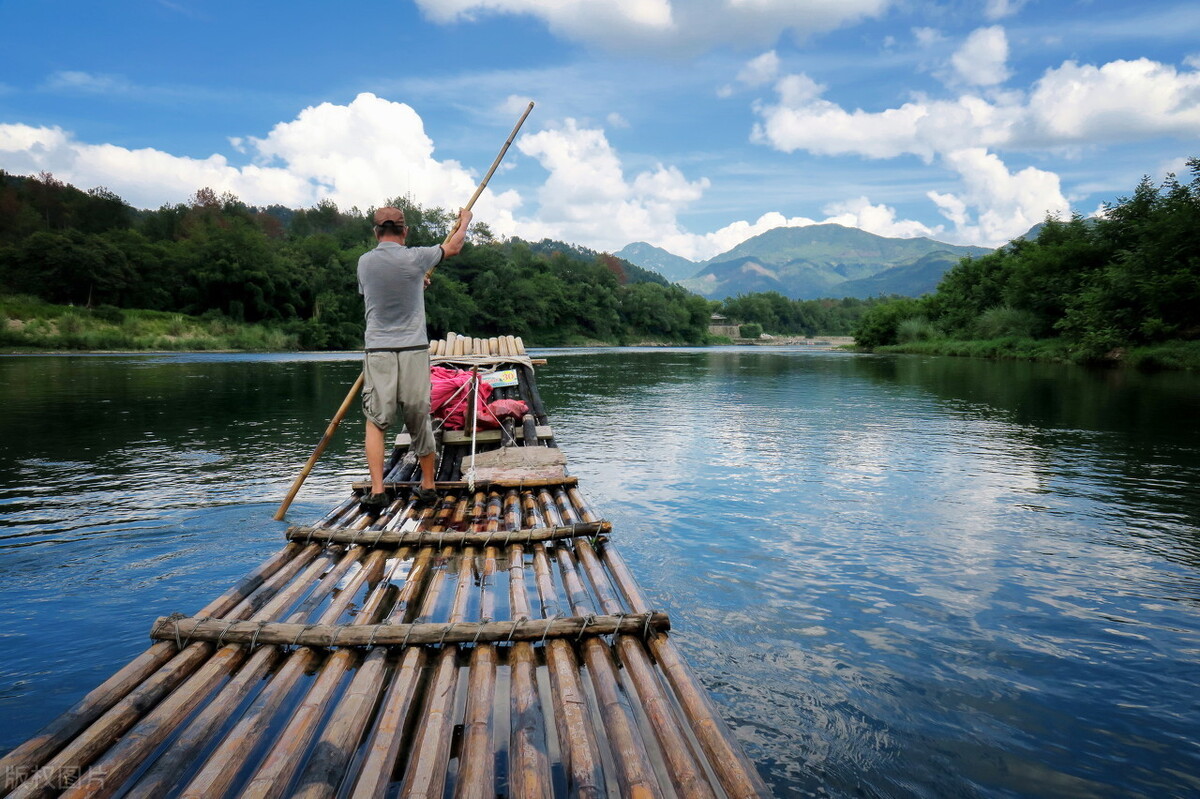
{"left": 362, "top": 349, "right": 436, "bottom": 457}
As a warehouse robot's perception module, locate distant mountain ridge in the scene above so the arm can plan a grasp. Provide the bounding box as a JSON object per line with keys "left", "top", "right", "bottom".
{"left": 615, "top": 225, "right": 993, "bottom": 300}
{"left": 612, "top": 241, "right": 699, "bottom": 283}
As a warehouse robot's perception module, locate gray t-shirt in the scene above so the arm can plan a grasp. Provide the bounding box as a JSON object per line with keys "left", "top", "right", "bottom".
{"left": 357, "top": 242, "right": 444, "bottom": 349}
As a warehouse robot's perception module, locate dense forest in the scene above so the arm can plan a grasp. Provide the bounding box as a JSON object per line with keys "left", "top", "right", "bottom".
{"left": 0, "top": 170, "right": 882, "bottom": 349}
{"left": 853, "top": 159, "right": 1200, "bottom": 363}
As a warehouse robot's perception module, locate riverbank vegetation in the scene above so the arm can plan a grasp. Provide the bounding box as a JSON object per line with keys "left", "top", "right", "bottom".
{"left": 853, "top": 159, "right": 1200, "bottom": 369}
{"left": 1, "top": 172, "right": 718, "bottom": 349}
{"left": 715, "top": 292, "right": 893, "bottom": 337}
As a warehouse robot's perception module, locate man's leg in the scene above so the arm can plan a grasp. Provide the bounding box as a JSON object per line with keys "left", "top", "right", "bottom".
{"left": 366, "top": 420, "right": 387, "bottom": 496}
{"left": 419, "top": 451, "right": 436, "bottom": 491}
{"left": 361, "top": 351, "right": 398, "bottom": 506}
{"left": 397, "top": 349, "right": 438, "bottom": 495}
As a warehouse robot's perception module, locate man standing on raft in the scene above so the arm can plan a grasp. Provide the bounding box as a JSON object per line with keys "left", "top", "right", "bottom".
{"left": 358, "top": 205, "right": 472, "bottom": 512}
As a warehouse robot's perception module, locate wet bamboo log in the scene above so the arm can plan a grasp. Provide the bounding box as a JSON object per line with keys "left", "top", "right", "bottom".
{"left": 395, "top": 537, "right": 476, "bottom": 797}
{"left": 529, "top": 542, "right": 607, "bottom": 798}
{"left": 349, "top": 496, "right": 468, "bottom": 798}
{"left": 455, "top": 506, "right": 499, "bottom": 799}
{"left": 552, "top": 544, "right": 662, "bottom": 799}
{"left": 236, "top": 496, "right": 461, "bottom": 799}
{"left": 506, "top": 541, "right": 551, "bottom": 799}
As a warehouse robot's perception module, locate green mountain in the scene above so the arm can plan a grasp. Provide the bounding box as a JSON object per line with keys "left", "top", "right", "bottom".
{"left": 836, "top": 250, "right": 967, "bottom": 298}
{"left": 613, "top": 241, "right": 699, "bottom": 283}
{"left": 661, "top": 224, "right": 991, "bottom": 300}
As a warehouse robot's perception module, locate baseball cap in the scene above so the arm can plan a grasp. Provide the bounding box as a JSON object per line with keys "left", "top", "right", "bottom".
{"left": 373, "top": 207, "right": 406, "bottom": 226}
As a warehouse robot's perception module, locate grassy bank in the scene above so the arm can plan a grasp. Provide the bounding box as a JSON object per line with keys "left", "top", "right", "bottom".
{"left": 868, "top": 336, "right": 1200, "bottom": 371}
{"left": 0, "top": 294, "right": 300, "bottom": 352}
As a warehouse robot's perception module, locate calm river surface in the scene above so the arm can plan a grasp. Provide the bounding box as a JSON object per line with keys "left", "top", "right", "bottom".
{"left": 1, "top": 348, "right": 1199, "bottom": 797}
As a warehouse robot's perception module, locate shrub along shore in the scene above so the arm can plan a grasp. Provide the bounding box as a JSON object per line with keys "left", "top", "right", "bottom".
{"left": 864, "top": 336, "right": 1200, "bottom": 371}
{"left": 0, "top": 294, "right": 299, "bottom": 352}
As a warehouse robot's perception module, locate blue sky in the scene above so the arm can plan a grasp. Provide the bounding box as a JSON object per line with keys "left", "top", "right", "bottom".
{"left": 2, "top": 0, "right": 1198, "bottom": 260}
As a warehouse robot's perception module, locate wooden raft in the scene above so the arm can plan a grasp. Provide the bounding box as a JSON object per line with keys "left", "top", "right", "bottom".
{"left": 0, "top": 333, "right": 769, "bottom": 799}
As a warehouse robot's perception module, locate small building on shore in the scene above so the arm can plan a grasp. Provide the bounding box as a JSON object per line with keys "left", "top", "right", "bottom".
{"left": 708, "top": 313, "right": 741, "bottom": 338}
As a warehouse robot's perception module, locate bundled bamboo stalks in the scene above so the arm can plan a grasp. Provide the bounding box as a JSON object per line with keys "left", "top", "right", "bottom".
{"left": 3, "top": 332, "right": 769, "bottom": 799}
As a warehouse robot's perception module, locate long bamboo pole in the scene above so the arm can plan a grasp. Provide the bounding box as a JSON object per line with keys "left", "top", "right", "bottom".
{"left": 429, "top": 101, "right": 535, "bottom": 278}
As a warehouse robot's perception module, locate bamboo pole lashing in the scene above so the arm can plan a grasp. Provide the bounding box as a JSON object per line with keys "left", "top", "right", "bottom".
{"left": 284, "top": 521, "right": 611, "bottom": 549}
{"left": 150, "top": 611, "right": 670, "bottom": 650}
{"left": 351, "top": 476, "right": 578, "bottom": 491}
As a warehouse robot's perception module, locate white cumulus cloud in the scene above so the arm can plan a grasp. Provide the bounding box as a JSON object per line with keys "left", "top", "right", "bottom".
{"left": 821, "top": 197, "right": 941, "bottom": 239}
{"left": 928, "top": 149, "right": 1068, "bottom": 245}
{"left": 1023, "top": 58, "right": 1200, "bottom": 143}
{"left": 951, "top": 26, "right": 1010, "bottom": 87}
{"left": 0, "top": 93, "right": 523, "bottom": 222}
{"left": 513, "top": 119, "right": 710, "bottom": 252}
{"left": 750, "top": 54, "right": 1200, "bottom": 245}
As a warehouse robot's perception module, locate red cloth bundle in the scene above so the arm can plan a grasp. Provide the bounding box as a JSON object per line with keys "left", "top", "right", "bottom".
{"left": 429, "top": 366, "right": 494, "bottom": 431}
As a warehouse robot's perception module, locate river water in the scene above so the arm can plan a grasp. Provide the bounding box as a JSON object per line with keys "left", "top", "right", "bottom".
{"left": 1, "top": 348, "right": 1198, "bottom": 798}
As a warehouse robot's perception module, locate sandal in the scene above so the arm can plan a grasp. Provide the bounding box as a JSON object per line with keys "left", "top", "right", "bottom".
{"left": 414, "top": 487, "right": 439, "bottom": 506}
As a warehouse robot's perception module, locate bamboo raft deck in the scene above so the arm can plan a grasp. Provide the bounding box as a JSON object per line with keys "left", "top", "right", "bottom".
{"left": 1, "top": 333, "right": 770, "bottom": 799}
